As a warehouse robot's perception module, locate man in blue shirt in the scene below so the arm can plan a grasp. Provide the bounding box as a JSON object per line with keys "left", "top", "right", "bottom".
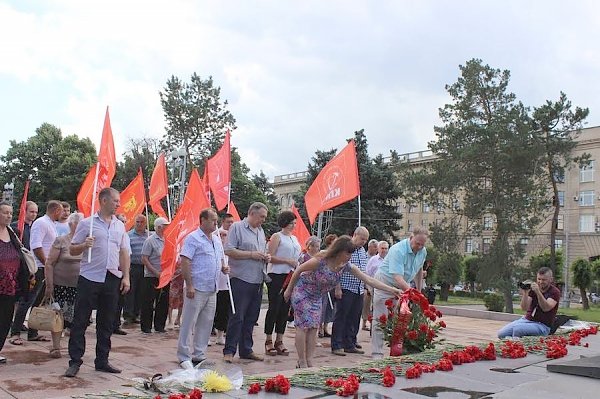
{"left": 331, "top": 226, "right": 369, "bottom": 355}
{"left": 177, "top": 208, "right": 229, "bottom": 367}
{"left": 123, "top": 214, "right": 148, "bottom": 325}
{"left": 371, "top": 226, "right": 428, "bottom": 359}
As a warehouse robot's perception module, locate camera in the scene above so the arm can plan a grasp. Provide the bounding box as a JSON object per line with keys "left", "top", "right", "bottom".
{"left": 518, "top": 280, "right": 532, "bottom": 290}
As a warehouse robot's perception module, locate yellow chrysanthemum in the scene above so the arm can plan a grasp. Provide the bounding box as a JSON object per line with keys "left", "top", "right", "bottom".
{"left": 202, "top": 370, "right": 233, "bottom": 392}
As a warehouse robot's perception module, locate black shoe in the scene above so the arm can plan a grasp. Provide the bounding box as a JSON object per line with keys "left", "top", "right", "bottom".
{"left": 64, "top": 364, "right": 80, "bottom": 377}
{"left": 355, "top": 344, "right": 363, "bottom": 349}
{"left": 141, "top": 329, "right": 152, "bottom": 334}
{"left": 323, "top": 332, "right": 331, "bottom": 338}
{"left": 21, "top": 324, "right": 28, "bottom": 332}
{"left": 95, "top": 363, "right": 121, "bottom": 373}
{"left": 344, "top": 347, "right": 365, "bottom": 354}
{"left": 113, "top": 329, "right": 127, "bottom": 335}
{"left": 155, "top": 329, "right": 166, "bottom": 333}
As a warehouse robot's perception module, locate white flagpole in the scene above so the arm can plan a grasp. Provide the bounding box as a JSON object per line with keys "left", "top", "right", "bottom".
{"left": 357, "top": 195, "right": 362, "bottom": 226}
{"left": 166, "top": 193, "right": 172, "bottom": 221}
{"left": 145, "top": 201, "right": 150, "bottom": 238}
{"left": 226, "top": 182, "right": 231, "bottom": 212}
{"left": 219, "top": 237, "right": 235, "bottom": 315}
{"left": 87, "top": 162, "right": 101, "bottom": 262}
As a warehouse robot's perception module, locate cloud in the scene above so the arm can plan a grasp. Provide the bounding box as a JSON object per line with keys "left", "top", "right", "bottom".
{"left": 1, "top": 0, "right": 600, "bottom": 179}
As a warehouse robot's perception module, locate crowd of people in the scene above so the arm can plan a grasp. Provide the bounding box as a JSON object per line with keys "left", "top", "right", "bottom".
{"left": 0, "top": 187, "right": 561, "bottom": 373}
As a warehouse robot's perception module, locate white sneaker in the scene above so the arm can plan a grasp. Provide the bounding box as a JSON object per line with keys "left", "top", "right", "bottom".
{"left": 180, "top": 360, "right": 194, "bottom": 369}
{"left": 287, "top": 321, "right": 295, "bottom": 329}
{"left": 216, "top": 336, "right": 225, "bottom": 345}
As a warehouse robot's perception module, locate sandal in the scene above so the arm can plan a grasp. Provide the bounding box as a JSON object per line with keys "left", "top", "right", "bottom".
{"left": 274, "top": 340, "right": 289, "bottom": 356}
{"left": 49, "top": 348, "right": 61, "bottom": 359}
{"left": 28, "top": 335, "right": 50, "bottom": 342}
{"left": 9, "top": 336, "right": 24, "bottom": 346}
{"left": 265, "top": 339, "right": 277, "bottom": 356}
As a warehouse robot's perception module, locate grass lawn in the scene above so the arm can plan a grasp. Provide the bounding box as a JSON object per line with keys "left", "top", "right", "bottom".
{"left": 435, "top": 295, "right": 485, "bottom": 305}
{"left": 514, "top": 305, "right": 600, "bottom": 323}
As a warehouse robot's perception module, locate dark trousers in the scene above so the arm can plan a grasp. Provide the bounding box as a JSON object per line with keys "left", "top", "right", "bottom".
{"left": 113, "top": 294, "right": 125, "bottom": 331}
{"left": 264, "top": 273, "right": 290, "bottom": 335}
{"left": 123, "top": 264, "right": 144, "bottom": 320}
{"left": 331, "top": 289, "right": 363, "bottom": 350}
{"left": 0, "top": 295, "right": 16, "bottom": 352}
{"left": 214, "top": 290, "right": 230, "bottom": 332}
{"left": 223, "top": 278, "right": 262, "bottom": 358}
{"left": 140, "top": 277, "right": 169, "bottom": 332}
{"left": 68, "top": 273, "right": 120, "bottom": 367}
{"left": 10, "top": 267, "right": 45, "bottom": 338}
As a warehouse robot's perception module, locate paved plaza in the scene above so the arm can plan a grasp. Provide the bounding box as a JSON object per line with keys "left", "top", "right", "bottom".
{"left": 0, "top": 306, "right": 597, "bottom": 399}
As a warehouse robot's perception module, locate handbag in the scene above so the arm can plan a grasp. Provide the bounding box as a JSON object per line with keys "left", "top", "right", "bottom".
{"left": 28, "top": 297, "right": 64, "bottom": 332}
{"left": 7, "top": 226, "right": 38, "bottom": 275}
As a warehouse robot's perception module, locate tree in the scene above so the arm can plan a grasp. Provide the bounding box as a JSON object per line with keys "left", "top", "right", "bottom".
{"left": 528, "top": 249, "right": 563, "bottom": 283}
{"left": 531, "top": 93, "right": 589, "bottom": 271}
{"left": 113, "top": 137, "right": 162, "bottom": 192}
{"left": 0, "top": 123, "right": 96, "bottom": 207}
{"left": 159, "top": 74, "right": 236, "bottom": 170}
{"left": 398, "top": 59, "right": 549, "bottom": 313}
{"left": 294, "top": 130, "right": 402, "bottom": 239}
{"left": 429, "top": 220, "right": 463, "bottom": 300}
{"left": 463, "top": 255, "right": 483, "bottom": 297}
{"left": 571, "top": 258, "right": 592, "bottom": 310}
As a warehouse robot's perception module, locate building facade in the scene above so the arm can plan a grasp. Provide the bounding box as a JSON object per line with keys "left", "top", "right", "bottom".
{"left": 273, "top": 126, "right": 600, "bottom": 267}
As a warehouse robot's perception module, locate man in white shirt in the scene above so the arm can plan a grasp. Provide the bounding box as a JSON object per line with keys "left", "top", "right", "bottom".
{"left": 10, "top": 200, "right": 62, "bottom": 344}
{"left": 55, "top": 202, "right": 71, "bottom": 236}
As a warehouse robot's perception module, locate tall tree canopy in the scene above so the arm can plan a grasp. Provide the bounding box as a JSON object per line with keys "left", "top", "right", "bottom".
{"left": 294, "top": 130, "right": 402, "bottom": 239}
{"left": 399, "top": 59, "right": 549, "bottom": 312}
{"left": 0, "top": 123, "right": 96, "bottom": 207}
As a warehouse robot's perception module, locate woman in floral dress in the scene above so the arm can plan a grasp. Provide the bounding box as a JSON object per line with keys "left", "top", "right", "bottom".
{"left": 283, "top": 235, "right": 400, "bottom": 368}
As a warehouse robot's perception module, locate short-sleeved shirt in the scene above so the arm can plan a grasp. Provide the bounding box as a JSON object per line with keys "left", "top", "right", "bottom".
{"left": 141, "top": 233, "right": 165, "bottom": 277}
{"left": 526, "top": 285, "right": 561, "bottom": 327}
{"left": 366, "top": 255, "right": 385, "bottom": 277}
{"left": 225, "top": 218, "right": 267, "bottom": 284}
{"left": 50, "top": 234, "right": 82, "bottom": 287}
{"left": 128, "top": 229, "right": 148, "bottom": 265}
{"left": 340, "top": 246, "right": 367, "bottom": 294}
{"left": 30, "top": 214, "right": 58, "bottom": 269}
{"left": 376, "top": 238, "right": 427, "bottom": 288}
{"left": 72, "top": 213, "right": 128, "bottom": 283}
{"left": 55, "top": 221, "right": 70, "bottom": 237}
{"left": 180, "top": 228, "right": 224, "bottom": 292}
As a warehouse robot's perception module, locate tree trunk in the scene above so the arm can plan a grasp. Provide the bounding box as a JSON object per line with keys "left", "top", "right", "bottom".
{"left": 580, "top": 287, "right": 590, "bottom": 310}
{"left": 440, "top": 283, "right": 450, "bottom": 301}
{"left": 547, "top": 149, "right": 560, "bottom": 274}
{"left": 504, "top": 288, "right": 514, "bottom": 313}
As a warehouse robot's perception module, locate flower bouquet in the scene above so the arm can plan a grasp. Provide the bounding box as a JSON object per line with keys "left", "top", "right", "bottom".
{"left": 377, "top": 288, "right": 445, "bottom": 355}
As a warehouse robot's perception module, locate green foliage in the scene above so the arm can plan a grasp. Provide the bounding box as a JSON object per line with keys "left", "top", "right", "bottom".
{"left": 483, "top": 293, "right": 505, "bottom": 312}
{"left": 293, "top": 129, "right": 402, "bottom": 238}
{"left": 572, "top": 258, "right": 592, "bottom": 290}
{"left": 433, "top": 252, "right": 462, "bottom": 288}
{"left": 0, "top": 123, "right": 96, "bottom": 207}
{"left": 462, "top": 255, "right": 482, "bottom": 294}
{"left": 113, "top": 137, "right": 162, "bottom": 192}
{"left": 159, "top": 73, "right": 236, "bottom": 169}
{"left": 528, "top": 249, "right": 564, "bottom": 283}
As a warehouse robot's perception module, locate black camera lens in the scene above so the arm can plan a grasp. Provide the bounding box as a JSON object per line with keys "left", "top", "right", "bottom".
{"left": 519, "top": 282, "right": 531, "bottom": 290}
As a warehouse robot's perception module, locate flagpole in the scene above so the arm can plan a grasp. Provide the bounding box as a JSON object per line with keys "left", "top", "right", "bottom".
{"left": 166, "top": 193, "right": 172, "bottom": 221}
{"left": 87, "top": 162, "right": 101, "bottom": 262}
{"left": 226, "top": 182, "right": 231, "bottom": 212}
{"left": 357, "top": 195, "right": 362, "bottom": 226}
{"left": 145, "top": 201, "right": 150, "bottom": 238}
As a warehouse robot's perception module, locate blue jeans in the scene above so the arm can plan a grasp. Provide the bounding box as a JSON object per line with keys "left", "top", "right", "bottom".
{"left": 223, "top": 278, "right": 262, "bottom": 358}
{"left": 497, "top": 317, "right": 550, "bottom": 339}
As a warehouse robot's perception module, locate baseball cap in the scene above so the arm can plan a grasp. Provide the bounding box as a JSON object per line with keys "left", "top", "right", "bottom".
{"left": 154, "top": 217, "right": 171, "bottom": 228}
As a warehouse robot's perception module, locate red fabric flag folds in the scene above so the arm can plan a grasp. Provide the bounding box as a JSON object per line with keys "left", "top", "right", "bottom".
{"left": 116, "top": 169, "right": 146, "bottom": 231}
{"left": 291, "top": 204, "right": 311, "bottom": 251}
{"left": 158, "top": 169, "right": 210, "bottom": 289}
{"left": 149, "top": 152, "right": 168, "bottom": 219}
{"left": 206, "top": 131, "right": 231, "bottom": 211}
{"left": 17, "top": 180, "right": 30, "bottom": 241}
{"left": 77, "top": 107, "right": 117, "bottom": 217}
{"left": 304, "top": 140, "right": 360, "bottom": 224}
{"left": 228, "top": 200, "right": 241, "bottom": 222}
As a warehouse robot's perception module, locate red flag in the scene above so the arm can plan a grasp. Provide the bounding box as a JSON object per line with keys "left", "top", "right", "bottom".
{"left": 17, "top": 180, "right": 30, "bottom": 241}
{"left": 116, "top": 169, "right": 146, "bottom": 231}
{"left": 228, "top": 200, "right": 241, "bottom": 222}
{"left": 158, "top": 169, "right": 211, "bottom": 288}
{"left": 206, "top": 131, "right": 231, "bottom": 211}
{"left": 291, "top": 204, "right": 311, "bottom": 251}
{"left": 202, "top": 164, "right": 211, "bottom": 203}
{"left": 149, "top": 152, "right": 168, "bottom": 219}
{"left": 304, "top": 140, "right": 360, "bottom": 224}
{"left": 77, "top": 108, "right": 117, "bottom": 216}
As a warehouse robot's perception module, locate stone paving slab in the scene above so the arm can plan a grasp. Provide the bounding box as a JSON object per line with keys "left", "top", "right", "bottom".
{"left": 0, "top": 307, "right": 598, "bottom": 399}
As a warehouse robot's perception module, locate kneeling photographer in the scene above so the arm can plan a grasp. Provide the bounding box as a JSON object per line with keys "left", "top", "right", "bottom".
{"left": 497, "top": 267, "right": 561, "bottom": 339}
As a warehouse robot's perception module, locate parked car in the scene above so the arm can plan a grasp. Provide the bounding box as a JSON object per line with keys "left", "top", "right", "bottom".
{"left": 579, "top": 293, "right": 600, "bottom": 304}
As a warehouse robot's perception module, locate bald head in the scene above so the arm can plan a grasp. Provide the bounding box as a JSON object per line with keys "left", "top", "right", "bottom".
{"left": 352, "top": 226, "right": 369, "bottom": 247}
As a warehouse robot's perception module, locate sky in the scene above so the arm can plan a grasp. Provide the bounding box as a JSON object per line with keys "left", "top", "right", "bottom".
{"left": 1, "top": 0, "right": 600, "bottom": 179}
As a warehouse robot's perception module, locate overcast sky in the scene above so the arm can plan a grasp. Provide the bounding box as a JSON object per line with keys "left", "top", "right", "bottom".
{"left": 1, "top": 0, "right": 599, "bottom": 179}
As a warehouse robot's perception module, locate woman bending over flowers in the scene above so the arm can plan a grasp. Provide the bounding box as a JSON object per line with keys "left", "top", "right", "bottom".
{"left": 283, "top": 235, "right": 400, "bottom": 368}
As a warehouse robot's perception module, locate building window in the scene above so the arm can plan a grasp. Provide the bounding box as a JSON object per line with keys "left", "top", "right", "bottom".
{"left": 407, "top": 220, "right": 413, "bottom": 232}
{"left": 557, "top": 214, "right": 564, "bottom": 230}
{"left": 579, "top": 215, "right": 595, "bottom": 232}
{"left": 483, "top": 216, "right": 493, "bottom": 230}
{"left": 554, "top": 239, "right": 563, "bottom": 249}
{"left": 409, "top": 204, "right": 417, "bottom": 213}
{"left": 422, "top": 203, "right": 430, "bottom": 213}
{"left": 421, "top": 219, "right": 428, "bottom": 227}
{"left": 519, "top": 237, "right": 529, "bottom": 246}
{"left": 465, "top": 238, "right": 473, "bottom": 254}
{"left": 553, "top": 169, "right": 565, "bottom": 183}
{"left": 436, "top": 202, "right": 444, "bottom": 213}
{"left": 579, "top": 190, "right": 594, "bottom": 206}
{"left": 557, "top": 191, "right": 565, "bottom": 207}
{"left": 580, "top": 160, "right": 595, "bottom": 182}
{"left": 482, "top": 238, "right": 491, "bottom": 254}
{"left": 452, "top": 199, "right": 460, "bottom": 210}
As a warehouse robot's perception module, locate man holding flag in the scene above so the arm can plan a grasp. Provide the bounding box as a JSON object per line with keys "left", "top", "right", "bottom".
{"left": 65, "top": 188, "right": 130, "bottom": 378}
